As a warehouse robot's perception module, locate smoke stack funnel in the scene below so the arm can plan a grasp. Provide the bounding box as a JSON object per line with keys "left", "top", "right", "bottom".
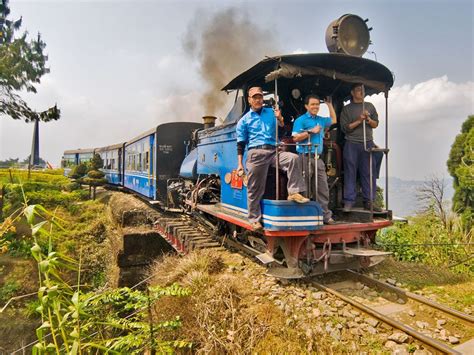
{"left": 203, "top": 116, "right": 217, "bottom": 129}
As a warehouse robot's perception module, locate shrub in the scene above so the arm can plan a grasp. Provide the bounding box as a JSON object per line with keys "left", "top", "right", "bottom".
{"left": 377, "top": 211, "right": 473, "bottom": 273}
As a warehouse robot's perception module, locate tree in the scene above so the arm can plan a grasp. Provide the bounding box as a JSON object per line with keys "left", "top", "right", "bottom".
{"left": 416, "top": 175, "right": 451, "bottom": 229}
{"left": 82, "top": 154, "right": 106, "bottom": 200}
{"left": 0, "top": 157, "right": 18, "bottom": 167}
{"left": 447, "top": 115, "right": 473, "bottom": 230}
{"left": 0, "top": 0, "right": 60, "bottom": 122}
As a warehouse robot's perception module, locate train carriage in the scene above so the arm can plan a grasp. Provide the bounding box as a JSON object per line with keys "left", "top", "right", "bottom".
{"left": 96, "top": 143, "right": 125, "bottom": 185}
{"left": 124, "top": 128, "right": 156, "bottom": 199}
{"left": 123, "top": 122, "right": 203, "bottom": 200}
{"left": 61, "top": 148, "right": 95, "bottom": 176}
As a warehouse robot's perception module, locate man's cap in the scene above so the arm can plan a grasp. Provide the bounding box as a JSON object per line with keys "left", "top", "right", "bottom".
{"left": 248, "top": 87, "right": 264, "bottom": 97}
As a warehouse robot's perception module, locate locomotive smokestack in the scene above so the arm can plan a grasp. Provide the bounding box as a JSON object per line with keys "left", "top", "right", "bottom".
{"left": 203, "top": 116, "right": 217, "bottom": 129}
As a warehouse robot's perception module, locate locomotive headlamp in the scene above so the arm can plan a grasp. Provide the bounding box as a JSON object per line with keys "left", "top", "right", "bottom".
{"left": 325, "top": 14, "right": 371, "bottom": 57}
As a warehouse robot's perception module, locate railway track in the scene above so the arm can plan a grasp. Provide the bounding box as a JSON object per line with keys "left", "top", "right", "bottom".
{"left": 312, "top": 271, "right": 474, "bottom": 354}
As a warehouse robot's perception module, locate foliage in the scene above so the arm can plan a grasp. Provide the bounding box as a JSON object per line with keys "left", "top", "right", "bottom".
{"left": 82, "top": 154, "right": 106, "bottom": 200}
{"left": 447, "top": 115, "right": 473, "bottom": 230}
{"left": 377, "top": 210, "right": 473, "bottom": 274}
{"left": 90, "top": 153, "right": 103, "bottom": 172}
{"left": 1, "top": 193, "right": 191, "bottom": 353}
{"left": 0, "top": 0, "right": 60, "bottom": 122}
{"left": 0, "top": 169, "right": 68, "bottom": 186}
{"left": 68, "top": 163, "right": 88, "bottom": 180}
{"left": 0, "top": 279, "right": 19, "bottom": 302}
{"left": 0, "top": 157, "right": 19, "bottom": 167}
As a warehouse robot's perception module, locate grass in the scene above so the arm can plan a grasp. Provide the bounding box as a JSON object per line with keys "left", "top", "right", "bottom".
{"left": 373, "top": 257, "right": 474, "bottom": 312}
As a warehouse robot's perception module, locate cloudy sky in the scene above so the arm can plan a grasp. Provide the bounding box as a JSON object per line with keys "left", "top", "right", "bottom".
{"left": 0, "top": 0, "right": 473, "bottom": 180}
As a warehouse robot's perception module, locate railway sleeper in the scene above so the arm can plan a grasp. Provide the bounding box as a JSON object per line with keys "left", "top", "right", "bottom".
{"left": 188, "top": 240, "right": 221, "bottom": 251}
{"left": 185, "top": 236, "right": 213, "bottom": 249}
{"left": 178, "top": 231, "right": 203, "bottom": 244}
{"left": 176, "top": 229, "right": 199, "bottom": 242}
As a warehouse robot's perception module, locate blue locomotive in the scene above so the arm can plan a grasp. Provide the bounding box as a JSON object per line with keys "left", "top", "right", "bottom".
{"left": 63, "top": 14, "right": 395, "bottom": 278}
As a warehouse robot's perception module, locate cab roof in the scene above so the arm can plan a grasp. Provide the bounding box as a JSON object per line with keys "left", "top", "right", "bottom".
{"left": 222, "top": 53, "right": 394, "bottom": 99}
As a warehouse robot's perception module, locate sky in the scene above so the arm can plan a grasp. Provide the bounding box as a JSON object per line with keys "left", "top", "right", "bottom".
{"left": 0, "top": 0, "right": 473, "bottom": 180}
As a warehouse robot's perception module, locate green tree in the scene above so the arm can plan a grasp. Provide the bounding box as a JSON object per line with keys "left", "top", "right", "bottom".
{"left": 82, "top": 154, "right": 106, "bottom": 200}
{"left": 0, "top": 0, "right": 60, "bottom": 122}
{"left": 0, "top": 157, "right": 18, "bottom": 167}
{"left": 447, "top": 115, "right": 473, "bottom": 230}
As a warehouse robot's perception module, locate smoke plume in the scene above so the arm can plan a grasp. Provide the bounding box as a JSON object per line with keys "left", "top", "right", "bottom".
{"left": 183, "top": 8, "right": 280, "bottom": 117}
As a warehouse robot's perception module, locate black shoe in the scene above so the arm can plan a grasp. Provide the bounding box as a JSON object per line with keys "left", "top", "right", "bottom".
{"left": 363, "top": 202, "right": 383, "bottom": 212}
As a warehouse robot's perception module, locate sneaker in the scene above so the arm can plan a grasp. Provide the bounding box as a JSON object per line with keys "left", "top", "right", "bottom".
{"left": 250, "top": 221, "right": 263, "bottom": 232}
{"left": 343, "top": 202, "right": 353, "bottom": 212}
{"left": 287, "top": 193, "right": 310, "bottom": 204}
{"left": 363, "top": 202, "right": 383, "bottom": 212}
{"left": 324, "top": 218, "right": 336, "bottom": 225}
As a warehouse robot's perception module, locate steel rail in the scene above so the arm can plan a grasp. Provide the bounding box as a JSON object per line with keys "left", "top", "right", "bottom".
{"left": 347, "top": 270, "right": 474, "bottom": 324}
{"left": 311, "top": 280, "right": 462, "bottom": 355}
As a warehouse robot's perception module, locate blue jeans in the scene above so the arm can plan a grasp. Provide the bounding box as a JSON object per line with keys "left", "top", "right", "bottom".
{"left": 343, "top": 140, "right": 377, "bottom": 204}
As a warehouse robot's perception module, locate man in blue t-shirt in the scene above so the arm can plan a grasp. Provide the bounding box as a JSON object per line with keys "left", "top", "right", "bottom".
{"left": 292, "top": 94, "right": 337, "bottom": 224}
{"left": 236, "top": 87, "right": 308, "bottom": 232}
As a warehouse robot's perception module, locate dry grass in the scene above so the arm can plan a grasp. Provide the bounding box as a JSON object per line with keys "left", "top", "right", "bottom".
{"left": 148, "top": 250, "right": 307, "bottom": 354}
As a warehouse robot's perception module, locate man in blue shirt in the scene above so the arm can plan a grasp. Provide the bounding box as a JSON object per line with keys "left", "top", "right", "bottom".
{"left": 292, "top": 94, "right": 337, "bottom": 224}
{"left": 236, "top": 87, "right": 309, "bottom": 231}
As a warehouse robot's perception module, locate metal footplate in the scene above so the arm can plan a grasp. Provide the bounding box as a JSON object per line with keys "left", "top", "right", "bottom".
{"left": 342, "top": 248, "right": 391, "bottom": 257}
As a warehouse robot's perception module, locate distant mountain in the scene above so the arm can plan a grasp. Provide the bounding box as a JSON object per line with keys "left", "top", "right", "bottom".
{"left": 378, "top": 177, "right": 454, "bottom": 218}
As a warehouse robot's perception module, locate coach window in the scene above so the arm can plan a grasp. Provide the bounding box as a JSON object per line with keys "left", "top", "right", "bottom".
{"left": 145, "top": 151, "right": 149, "bottom": 172}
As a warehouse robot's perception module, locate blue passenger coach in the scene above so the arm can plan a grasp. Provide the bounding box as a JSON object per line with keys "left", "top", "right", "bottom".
{"left": 124, "top": 129, "right": 156, "bottom": 199}
{"left": 96, "top": 143, "right": 125, "bottom": 185}
{"left": 61, "top": 148, "right": 94, "bottom": 176}
{"left": 124, "top": 122, "right": 203, "bottom": 200}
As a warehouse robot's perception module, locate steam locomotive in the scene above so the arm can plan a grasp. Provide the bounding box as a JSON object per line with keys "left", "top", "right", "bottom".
{"left": 62, "top": 15, "right": 394, "bottom": 278}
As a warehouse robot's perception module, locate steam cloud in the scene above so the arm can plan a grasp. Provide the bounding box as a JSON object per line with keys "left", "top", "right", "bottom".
{"left": 183, "top": 8, "right": 280, "bottom": 116}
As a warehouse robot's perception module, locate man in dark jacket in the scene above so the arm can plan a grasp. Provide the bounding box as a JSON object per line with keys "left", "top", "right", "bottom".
{"left": 340, "top": 83, "right": 382, "bottom": 212}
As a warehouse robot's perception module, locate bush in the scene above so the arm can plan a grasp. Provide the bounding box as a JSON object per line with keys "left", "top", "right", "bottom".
{"left": 69, "top": 163, "right": 88, "bottom": 179}
{"left": 87, "top": 170, "right": 105, "bottom": 179}
{"left": 64, "top": 182, "right": 81, "bottom": 192}
{"left": 377, "top": 211, "right": 473, "bottom": 273}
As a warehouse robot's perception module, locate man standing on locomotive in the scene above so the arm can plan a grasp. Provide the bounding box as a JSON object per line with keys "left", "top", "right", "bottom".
{"left": 236, "top": 86, "right": 309, "bottom": 232}
{"left": 340, "top": 83, "right": 382, "bottom": 212}
{"left": 292, "top": 95, "right": 337, "bottom": 224}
